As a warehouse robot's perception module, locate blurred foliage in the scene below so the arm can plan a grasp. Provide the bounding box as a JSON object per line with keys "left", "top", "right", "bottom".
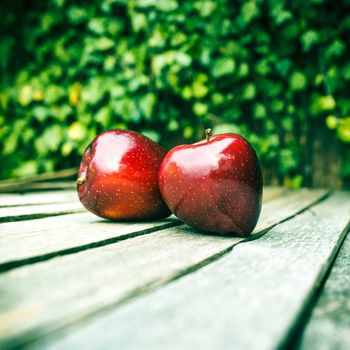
{"left": 0, "top": 0, "right": 349, "bottom": 185}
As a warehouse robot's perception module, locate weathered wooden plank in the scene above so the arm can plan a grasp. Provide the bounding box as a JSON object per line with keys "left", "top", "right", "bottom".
{"left": 0, "top": 201, "right": 85, "bottom": 223}
{"left": 0, "top": 168, "right": 76, "bottom": 185}
{"left": 0, "top": 185, "right": 280, "bottom": 209}
{"left": 0, "top": 189, "right": 328, "bottom": 348}
{"left": 0, "top": 191, "right": 77, "bottom": 208}
{"left": 0, "top": 186, "right": 293, "bottom": 268}
{"left": 33, "top": 192, "right": 350, "bottom": 350}
{"left": 0, "top": 214, "right": 181, "bottom": 271}
{"left": 0, "top": 181, "right": 75, "bottom": 194}
{"left": 261, "top": 186, "right": 287, "bottom": 202}
{"left": 0, "top": 189, "right": 324, "bottom": 271}
{"left": 253, "top": 188, "right": 328, "bottom": 233}
{"left": 297, "top": 231, "right": 350, "bottom": 350}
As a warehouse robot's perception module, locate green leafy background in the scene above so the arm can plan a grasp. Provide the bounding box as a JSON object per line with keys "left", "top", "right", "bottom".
{"left": 0, "top": 0, "right": 349, "bottom": 187}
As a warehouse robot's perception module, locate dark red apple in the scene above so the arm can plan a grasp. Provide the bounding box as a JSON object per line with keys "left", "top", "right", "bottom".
{"left": 77, "top": 129, "right": 170, "bottom": 220}
{"left": 159, "top": 129, "right": 262, "bottom": 236}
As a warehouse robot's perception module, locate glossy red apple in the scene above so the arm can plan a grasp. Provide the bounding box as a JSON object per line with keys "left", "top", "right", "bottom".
{"left": 159, "top": 129, "right": 262, "bottom": 236}
{"left": 77, "top": 129, "right": 170, "bottom": 220}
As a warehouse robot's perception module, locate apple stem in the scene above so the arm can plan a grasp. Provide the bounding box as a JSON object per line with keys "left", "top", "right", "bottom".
{"left": 205, "top": 128, "right": 212, "bottom": 142}
{"left": 76, "top": 177, "right": 86, "bottom": 185}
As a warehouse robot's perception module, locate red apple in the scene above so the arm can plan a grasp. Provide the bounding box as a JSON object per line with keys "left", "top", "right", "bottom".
{"left": 77, "top": 129, "right": 170, "bottom": 220}
{"left": 159, "top": 129, "right": 262, "bottom": 236}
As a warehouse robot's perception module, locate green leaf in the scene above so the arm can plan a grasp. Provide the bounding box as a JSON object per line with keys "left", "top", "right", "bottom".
{"left": 326, "top": 115, "right": 338, "bottom": 129}
{"left": 194, "top": 1, "right": 217, "bottom": 17}
{"left": 255, "top": 59, "right": 270, "bottom": 75}
{"left": 280, "top": 149, "right": 298, "bottom": 173}
{"left": 193, "top": 102, "right": 208, "bottom": 116}
{"left": 271, "top": 6, "right": 293, "bottom": 25}
{"left": 95, "top": 37, "right": 114, "bottom": 51}
{"left": 242, "top": 83, "right": 256, "bottom": 100}
{"left": 18, "top": 85, "right": 32, "bottom": 106}
{"left": 167, "top": 119, "right": 179, "bottom": 131}
{"left": 68, "top": 6, "right": 88, "bottom": 25}
{"left": 68, "top": 122, "right": 87, "bottom": 142}
{"left": 183, "top": 126, "right": 194, "bottom": 139}
{"left": 131, "top": 13, "right": 147, "bottom": 32}
{"left": 155, "top": 0, "right": 178, "bottom": 12}
{"left": 136, "top": 0, "right": 156, "bottom": 7}
{"left": 171, "top": 32, "right": 187, "bottom": 46}
{"left": 212, "top": 93, "right": 224, "bottom": 105}
{"left": 138, "top": 93, "right": 156, "bottom": 120}
{"left": 192, "top": 74, "right": 209, "bottom": 98}
{"left": 241, "top": 1, "right": 259, "bottom": 24}
{"left": 271, "top": 100, "right": 284, "bottom": 113}
{"left": 212, "top": 58, "right": 236, "bottom": 78}
{"left": 325, "top": 40, "right": 346, "bottom": 59}
{"left": 96, "top": 106, "right": 111, "bottom": 128}
{"left": 275, "top": 59, "right": 292, "bottom": 76}
{"left": 318, "top": 96, "right": 336, "bottom": 111}
{"left": 32, "top": 106, "right": 49, "bottom": 122}
{"left": 88, "top": 18, "right": 106, "bottom": 34}
{"left": 174, "top": 52, "right": 192, "bottom": 67}
{"left": 212, "top": 123, "right": 241, "bottom": 135}
{"left": 13, "top": 161, "right": 38, "bottom": 178}
{"left": 337, "top": 121, "right": 350, "bottom": 143}
{"left": 35, "top": 125, "right": 63, "bottom": 155}
{"left": 254, "top": 103, "right": 266, "bottom": 119}
{"left": 343, "top": 63, "right": 350, "bottom": 80}
{"left": 141, "top": 130, "right": 160, "bottom": 142}
{"left": 301, "top": 30, "right": 319, "bottom": 52}
{"left": 181, "top": 86, "right": 192, "bottom": 100}
{"left": 238, "top": 63, "right": 250, "bottom": 78}
{"left": 290, "top": 71, "right": 307, "bottom": 91}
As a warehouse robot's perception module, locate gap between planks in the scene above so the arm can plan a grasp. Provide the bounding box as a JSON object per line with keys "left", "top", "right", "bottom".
{"left": 0, "top": 186, "right": 283, "bottom": 212}
{"left": 0, "top": 202, "right": 84, "bottom": 223}
{"left": 0, "top": 188, "right": 324, "bottom": 272}
{"left": 293, "top": 228, "right": 350, "bottom": 350}
{"left": 0, "top": 219, "right": 182, "bottom": 273}
{"left": 34, "top": 192, "right": 350, "bottom": 350}
{"left": 0, "top": 186, "right": 289, "bottom": 271}
{"left": 0, "top": 189, "right": 329, "bottom": 348}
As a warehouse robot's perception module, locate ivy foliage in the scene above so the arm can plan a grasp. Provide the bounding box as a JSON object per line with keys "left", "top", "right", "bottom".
{"left": 0, "top": 0, "right": 349, "bottom": 184}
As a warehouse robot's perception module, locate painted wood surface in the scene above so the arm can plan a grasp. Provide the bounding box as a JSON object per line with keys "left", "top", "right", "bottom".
{"left": 297, "top": 231, "right": 350, "bottom": 350}
{"left": 33, "top": 192, "right": 350, "bottom": 350}
{"left": 0, "top": 189, "right": 325, "bottom": 271}
{"left": 0, "top": 190, "right": 328, "bottom": 348}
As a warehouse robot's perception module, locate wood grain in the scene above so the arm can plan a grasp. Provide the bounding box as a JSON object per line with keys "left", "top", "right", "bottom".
{"left": 260, "top": 186, "right": 287, "bottom": 202}
{"left": 0, "top": 189, "right": 325, "bottom": 270}
{"left": 32, "top": 192, "right": 350, "bottom": 350}
{"left": 297, "top": 230, "right": 350, "bottom": 350}
{"left": 0, "top": 191, "right": 77, "bottom": 208}
{"left": 0, "top": 186, "right": 293, "bottom": 269}
{"left": 0, "top": 186, "right": 281, "bottom": 208}
{"left": 0, "top": 201, "right": 84, "bottom": 223}
{"left": 0, "top": 215, "right": 181, "bottom": 271}
{"left": 0, "top": 169, "right": 76, "bottom": 193}
{"left": 0, "top": 181, "right": 76, "bottom": 194}
{"left": 0, "top": 189, "right": 328, "bottom": 348}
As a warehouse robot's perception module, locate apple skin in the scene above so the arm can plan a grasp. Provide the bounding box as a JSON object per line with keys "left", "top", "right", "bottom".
{"left": 159, "top": 133, "right": 263, "bottom": 236}
{"left": 77, "top": 129, "right": 171, "bottom": 221}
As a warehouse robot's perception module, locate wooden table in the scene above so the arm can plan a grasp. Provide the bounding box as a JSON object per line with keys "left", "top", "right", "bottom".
{"left": 0, "top": 185, "right": 349, "bottom": 349}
